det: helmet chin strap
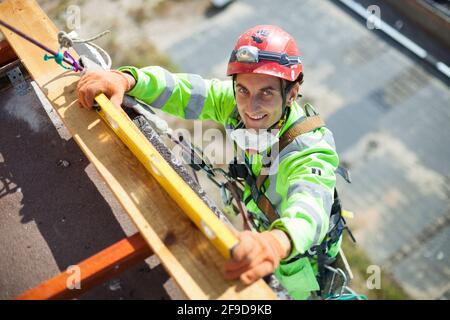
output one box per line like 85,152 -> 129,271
267,79 -> 294,131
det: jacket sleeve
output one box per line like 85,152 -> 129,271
117,65 -> 236,126
268,127 -> 339,261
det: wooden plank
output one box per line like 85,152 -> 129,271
16,233 -> 152,300
94,93 -> 238,259
0,0 -> 276,299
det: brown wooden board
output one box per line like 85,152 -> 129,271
0,0 -> 276,299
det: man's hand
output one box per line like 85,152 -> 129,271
224,229 -> 291,285
77,70 -> 135,109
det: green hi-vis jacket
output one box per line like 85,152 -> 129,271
118,65 -> 342,299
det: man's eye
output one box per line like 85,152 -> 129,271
238,87 -> 248,94
262,90 -> 273,96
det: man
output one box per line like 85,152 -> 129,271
77,25 -> 341,300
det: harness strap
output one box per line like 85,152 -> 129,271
227,114 -> 326,227
279,115 -> 325,151
225,181 -> 254,230
250,115 -> 325,224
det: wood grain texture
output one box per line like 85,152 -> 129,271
0,0 -> 276,299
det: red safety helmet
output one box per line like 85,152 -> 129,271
227,25 -> 303,82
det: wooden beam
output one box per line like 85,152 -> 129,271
0,0 -> 276,299
93,93 -> 238,259
16,233 -> 152,300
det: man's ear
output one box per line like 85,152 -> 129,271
287,82 -> 301,105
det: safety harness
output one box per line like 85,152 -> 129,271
227,108 -> 355,293
227,114 -> 323,221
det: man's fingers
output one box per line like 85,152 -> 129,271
224,265 -> 246,281
224,258 -> 256,280
230,234 -> 255,262
224,258 -> 250,273
224,244 -> 265,274
224,234 -> 265,277
77,87 -> 89,109
223,255 -> 264,280
77,71 -> 97,93
77,70 -> 129,110
83,83 -> 104,110
110,91 -> 125,109
240,261 -> 274,285
77,71 -> 107,108
224,257 -> 274,283
78,79 -> 98,109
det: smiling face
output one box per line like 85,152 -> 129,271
235,73 -> 298,130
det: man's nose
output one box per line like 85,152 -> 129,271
248,95 -> 262,113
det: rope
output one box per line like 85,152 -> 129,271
57,30 -> 110,48
57,30 -> 112,69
